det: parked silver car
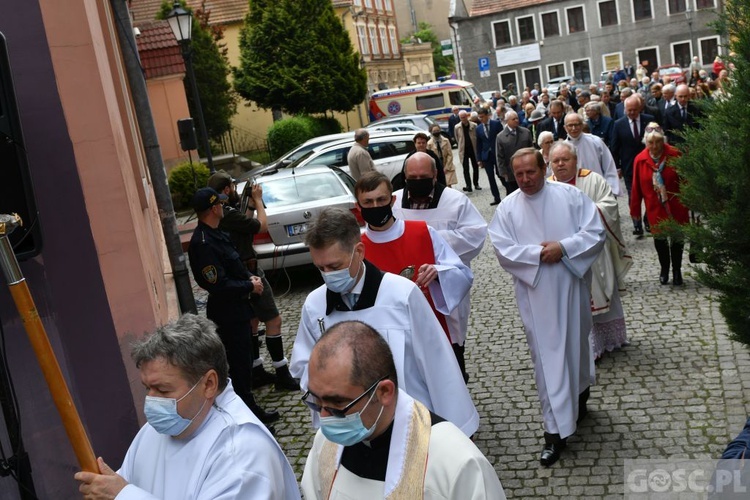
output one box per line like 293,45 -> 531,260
278,131 -> 417,181
237,166 -> 364,270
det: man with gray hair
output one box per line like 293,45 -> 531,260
584,102 -> 613,147
75,314 -> 300,499
347,128 -> 374,180
496,110 -> 533,194
290,207 -> 480,437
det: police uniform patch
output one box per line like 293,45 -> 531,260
202,265 -> 218,284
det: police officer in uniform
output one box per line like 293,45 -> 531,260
188,187 -> 279,424
207,171 -> 299,391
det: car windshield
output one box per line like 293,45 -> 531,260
259,171 -> 349,208
282,150 -> 316,169
661,67 -> 682,75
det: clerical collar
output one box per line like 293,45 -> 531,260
325,260 -> 384,314
401,183 -> 446,209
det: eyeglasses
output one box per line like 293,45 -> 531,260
301,374 -> 389,418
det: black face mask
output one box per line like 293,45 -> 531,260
359,204 -> 393,228
406,178 -> 434,199
431,132 -> 441,137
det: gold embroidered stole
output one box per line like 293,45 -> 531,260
317,399 -> 432,499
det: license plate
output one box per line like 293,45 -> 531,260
287,222 -> 309,237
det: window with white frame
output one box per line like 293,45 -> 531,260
572,59 -> 591,83
566,6 -> 586,33
493,20 -> 512,47
668,0 -> 687,15
602,52 -> 623,71
547,63 -> 566,79
384,0 -> 393,11
633,0 -> 652,20
369,26 -> 379,55
696,0 -> 715,8
353,0 -> 362,5
517,16 -> 536,43
379,26 -> 389,55
364,0 -> 372,8
599,1 -> 618,27
541,11 -> 560,37
672,41 -> 691,67
357,25 -> 369,55
499,71 -> 518,93
389,27 -> 399,55
375,0 -> 384,11
699,36 -> 720,64
524,67 -> 542,89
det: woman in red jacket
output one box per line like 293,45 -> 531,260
630,123 -> 689,286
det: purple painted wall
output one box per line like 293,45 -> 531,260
0,1 -> 139,498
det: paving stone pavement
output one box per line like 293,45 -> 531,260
188,165 -> 750,499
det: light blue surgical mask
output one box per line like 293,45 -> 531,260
320,248 -> 359,294
319,390 -> 384,446
144,377 -> 207,436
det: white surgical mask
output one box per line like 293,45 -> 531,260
320,248 -> 359,294
144,377 -> 207,436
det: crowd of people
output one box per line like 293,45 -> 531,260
73,60 -> 731,498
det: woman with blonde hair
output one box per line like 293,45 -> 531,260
630,123 -> 689,286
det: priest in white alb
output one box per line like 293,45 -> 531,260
488,147 -> 605,467
290,207 -> 480,437
548,141 -> 633,360
563,112 -> 621,196
301,321 -> 505,500
392,152 -> 488,382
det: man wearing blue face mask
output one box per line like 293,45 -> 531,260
74,314 -> 300,499
290,207 -> 480,438
300,321 -> 505,499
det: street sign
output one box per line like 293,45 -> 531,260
479,56 -> 491,78
441,39 -> 453,56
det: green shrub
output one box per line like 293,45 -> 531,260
168,161 -> 211,209
267,115 -> 342,159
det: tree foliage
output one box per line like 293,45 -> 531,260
158,1 -> 236,142
403,22 -> 454,79
234,0 -> 367,116
673,0 -> 750,347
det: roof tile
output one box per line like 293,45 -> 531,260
129,0 -> 250,27
136,21 -> 186,79
470,0 -> 553,17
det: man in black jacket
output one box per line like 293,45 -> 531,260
208,171 -> 300,392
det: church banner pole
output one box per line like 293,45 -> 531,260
0,214 -> 98,473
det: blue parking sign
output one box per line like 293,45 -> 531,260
479,57 -> 491,78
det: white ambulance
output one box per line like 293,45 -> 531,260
368,79 -> 482,132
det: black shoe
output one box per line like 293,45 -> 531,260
274,365 -> 301,391
249,404 -> 280,424
644,221 -> 651,233
251,365 -> 276,389
660,275 -> 669,285
490,199 -> 501,206
633,227 -> 644,236
474,185 -> 483,190
462,187 -> 472,192
540,442 -> 566,466
673,270 -> 683,286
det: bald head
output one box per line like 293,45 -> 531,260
405,151 -> 437,178
625,95 -> 641,121
312,321 -> 398,389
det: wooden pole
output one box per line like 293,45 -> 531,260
0,214 -> 98,472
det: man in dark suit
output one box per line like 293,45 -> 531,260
613,88 -> 633,120
585,102 -> 614,147
610,95 -> 654,235
475,107 -> 503,205
447,106 -> 461,144
537,100 -> 567,141
657,84 -> 676,127
495,111 -> 533,195
663,84 -> 700,145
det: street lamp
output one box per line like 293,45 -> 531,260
685,7 -> 694,63
167,2 -> 215,173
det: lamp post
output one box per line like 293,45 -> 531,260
167,2 -> 215,173
685,7 -> 694,62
